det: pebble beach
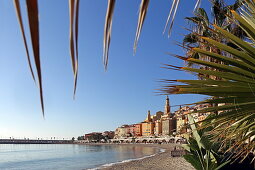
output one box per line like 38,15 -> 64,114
97,144 -> 194,170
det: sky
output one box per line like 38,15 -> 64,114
0,0 -> 226,140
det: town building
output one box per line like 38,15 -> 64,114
114,125 -> 129,138
134,123 -> 142,136
175,106 -> 193,137
161,96 -> 177,136
113,96 -> 213,139
175,104 -> 212,137
162,117 -> 176,136
127,124 -> 136,137
154,119 -> 162,136
151,111 -> 164,122
84,132 -> 104,142
176,114 -> 188,135
102,131 -> 115,139
141,110 -> 155,136
141,122 -> 155,136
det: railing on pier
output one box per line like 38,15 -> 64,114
0,139 -> 73,144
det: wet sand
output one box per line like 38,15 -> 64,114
92,143 -> 194,170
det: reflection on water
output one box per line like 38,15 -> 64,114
0,144 -> 159,170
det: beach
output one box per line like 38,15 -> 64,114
95,143 -> 194,170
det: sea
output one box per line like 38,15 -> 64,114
0,144 -> 162,170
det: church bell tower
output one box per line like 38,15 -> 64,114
145,110 -> 152,122
164,96 -> 170,114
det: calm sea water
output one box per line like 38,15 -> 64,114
0,144 -> 160,170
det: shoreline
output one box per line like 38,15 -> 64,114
80,143 -> 194,170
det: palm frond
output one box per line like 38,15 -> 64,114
163,0 -> 255,161
12,0 -> 208,115
164,0 -> 180,37
69,0 -> 80,98
74,0 -> 80,98
26,0 -> 44,116
164,0 -> 202,36
13,0 -> 36,82
103,0 -> 115,70
134,0 -> 150,54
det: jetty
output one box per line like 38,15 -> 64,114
0,139 -> 73,144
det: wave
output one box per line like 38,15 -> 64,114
88,147 -> 166,170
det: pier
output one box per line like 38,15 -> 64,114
0,139 -> 73,144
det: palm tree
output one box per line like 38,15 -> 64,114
183,1 -> 243,76
182,1 -> 245,117
162,0 -> 255,162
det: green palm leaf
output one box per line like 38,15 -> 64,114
164,0 -> 255,162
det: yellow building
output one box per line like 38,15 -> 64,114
141,110 -> 155,136
175,104 -> 211,137
176,114 -> 187,135
154,119 -> 162,136
142,122 -> 154,136
152,111 -> 163,122
114,125 -> 129,138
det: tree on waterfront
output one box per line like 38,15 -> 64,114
84,133 -> 105,142
77,136 -> 84,140
183,0 -> 243,73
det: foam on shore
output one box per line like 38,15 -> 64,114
88,147 -> 166,170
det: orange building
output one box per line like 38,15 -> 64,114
127,125 -> 136,137
142,122 -> 155,136
141,110 -> 155,136
134,123 -> 142,136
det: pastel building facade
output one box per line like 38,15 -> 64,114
127,125 -> 136,137
141,111 -> 155,136
114,125 -> 129,138
175,104 -> 212,137
161,117 -> 176,136
161,96 -> 176,136
154,120 -> 162,136
113,96 -> 214,138
134,123 -> 142,136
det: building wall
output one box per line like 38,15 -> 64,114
152,111 -> 164,122
114,127 -> 122,138
114,125 -> 129,138
135,123 -> 142,136
102,131 -> 115,139
84,132 -> 103,141
128,125 -> 136,137
176,116 -> 185,134
170,117 -> 177,133
162,119 -> 169,136
178,114 -> 189,135
154,120 -> 162,136
142,122 -> 155,136
162,118 -> 176,136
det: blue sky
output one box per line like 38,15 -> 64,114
0,0 -> 225,139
